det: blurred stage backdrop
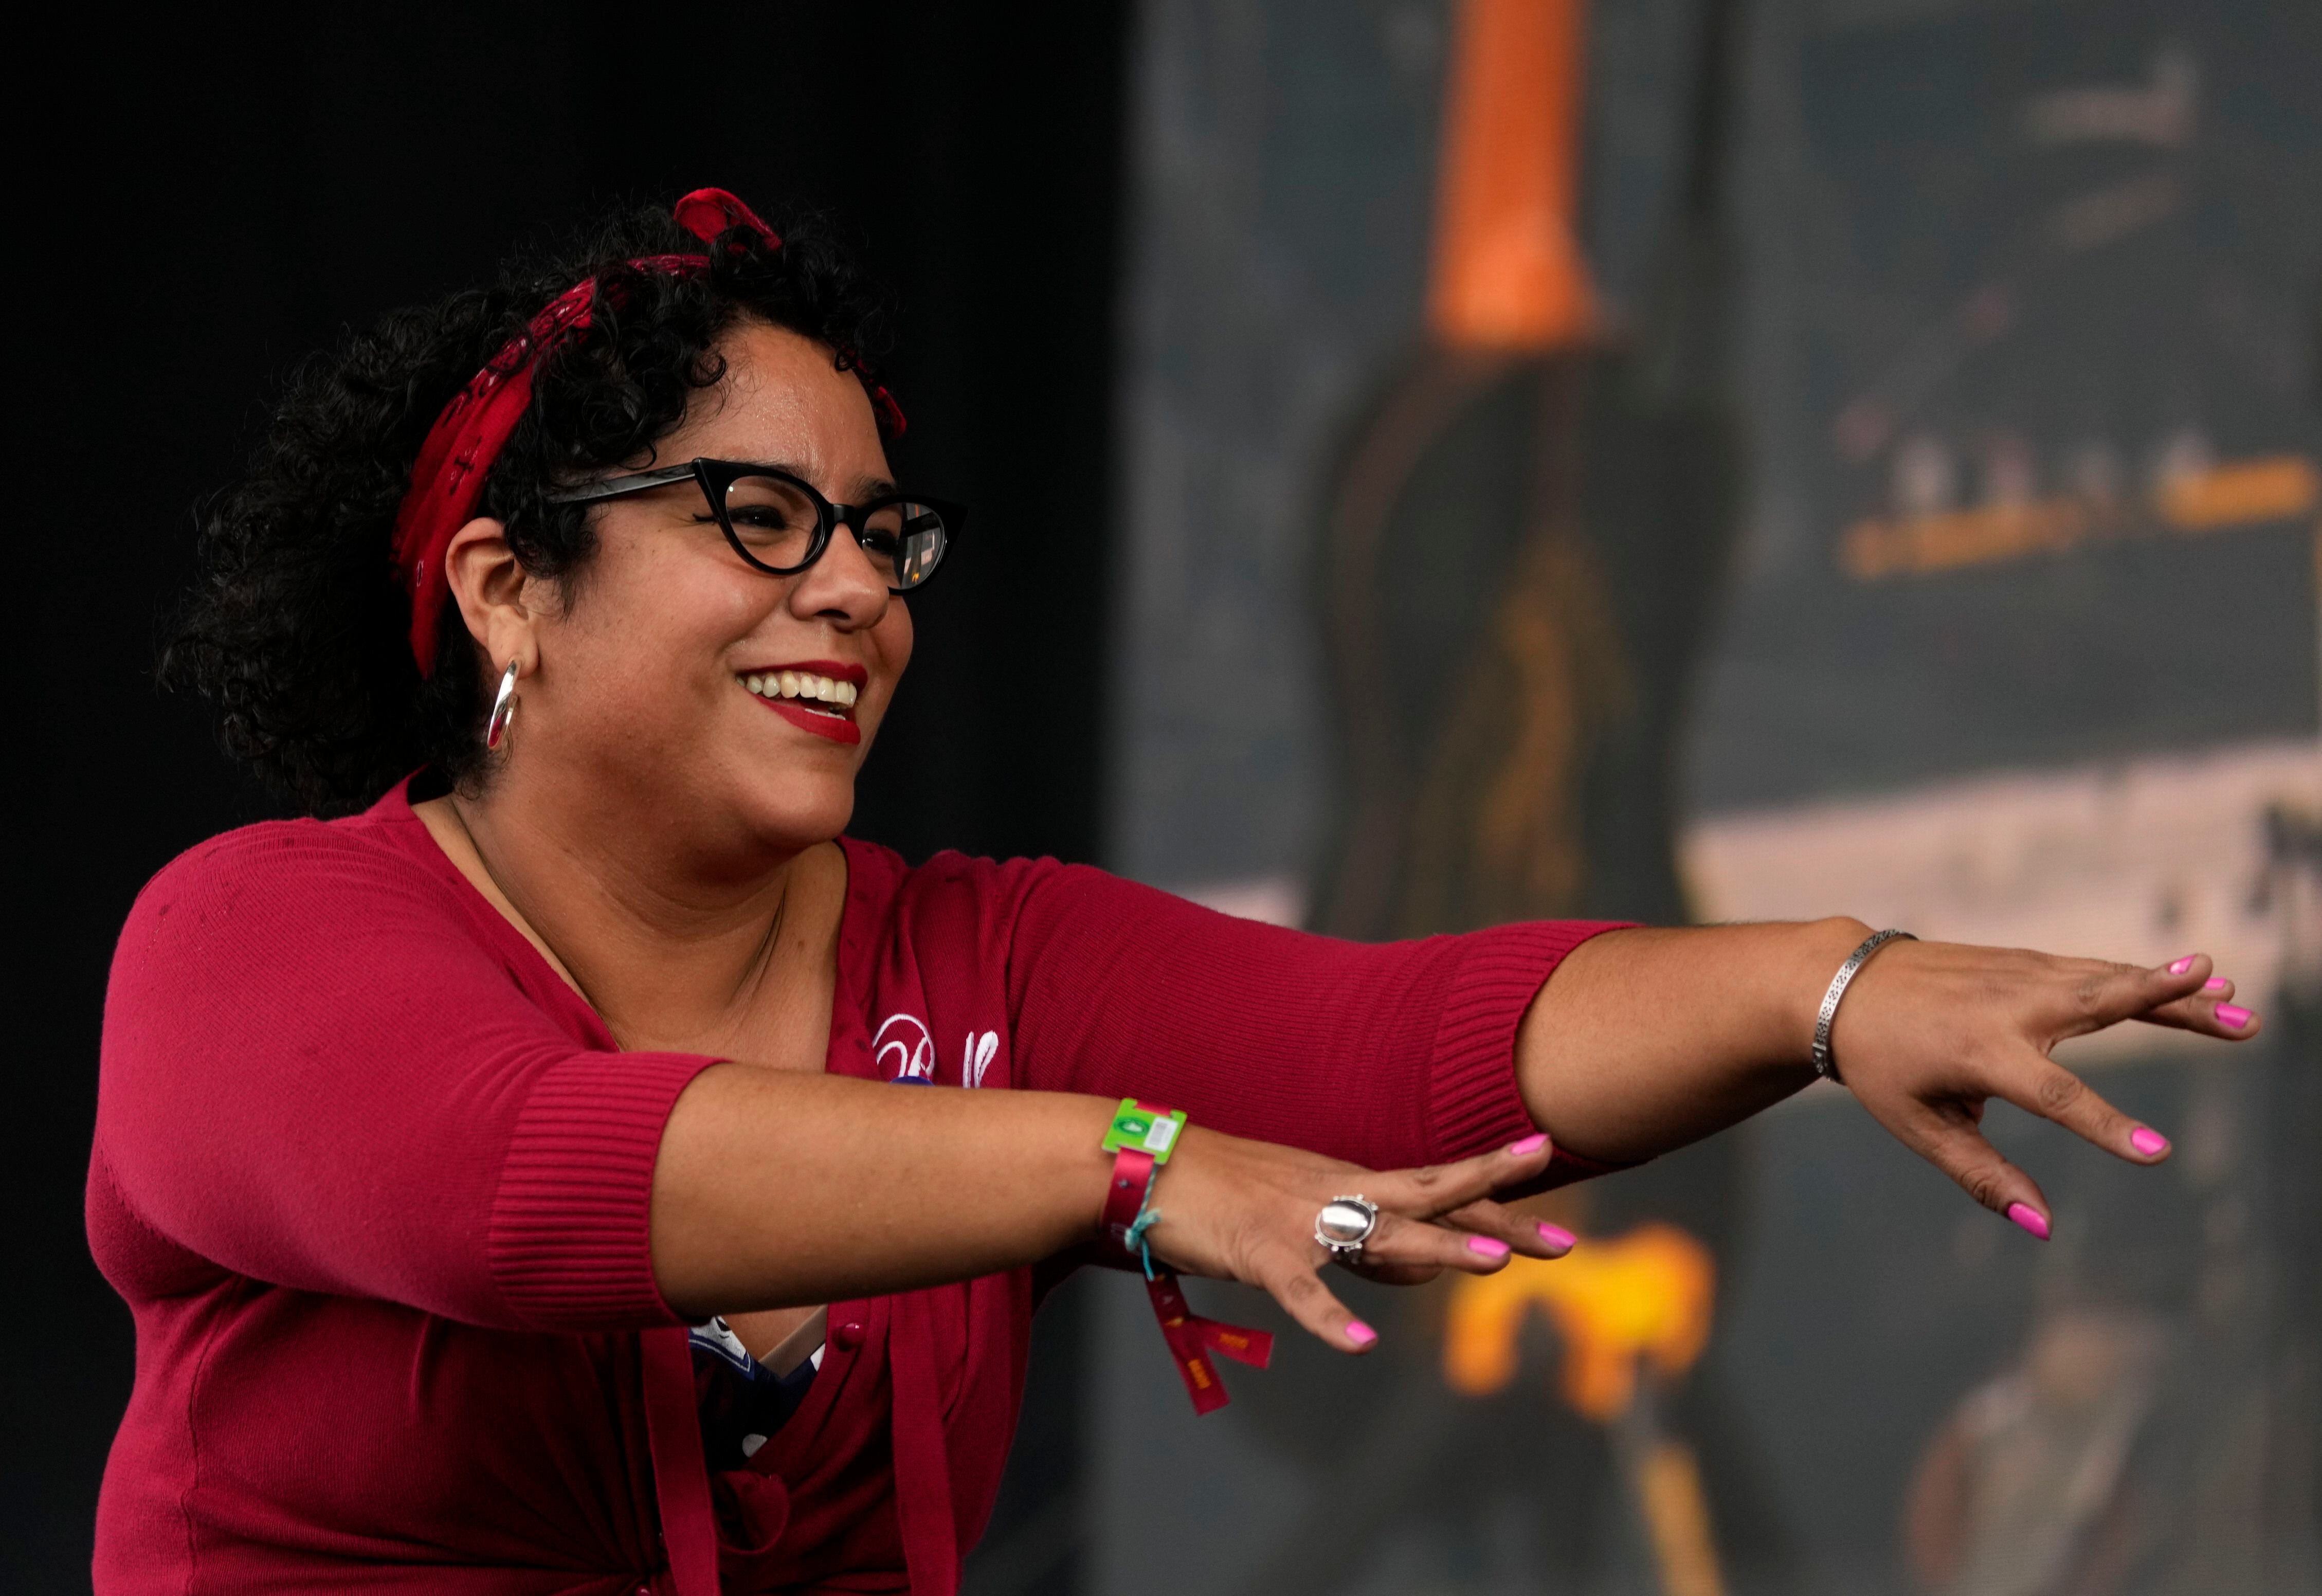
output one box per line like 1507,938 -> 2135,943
20,2 -> 2317,1594
1084,2 -> 2320,1595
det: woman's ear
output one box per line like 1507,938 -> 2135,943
443,518 -> 541,678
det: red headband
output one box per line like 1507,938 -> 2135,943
388,186 -> 906,674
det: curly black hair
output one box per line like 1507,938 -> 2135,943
162,197 -> 893,817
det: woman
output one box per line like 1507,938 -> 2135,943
93,189 -> 2257,1595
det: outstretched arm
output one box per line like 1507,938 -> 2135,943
1517,919 -> 2258,1231
649,1071 -> 1566,1349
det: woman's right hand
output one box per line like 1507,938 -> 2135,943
654,1072 -> 1568,1332
1134,1129 -> 1570,1351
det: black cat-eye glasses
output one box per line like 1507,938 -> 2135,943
546,459 -> 963,593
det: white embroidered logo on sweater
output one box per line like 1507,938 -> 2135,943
965,1030 -> 998,1087
873,1014 -> 998,1086
873,1013 -> 937,1082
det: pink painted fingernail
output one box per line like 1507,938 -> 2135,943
1467,1235 -> 1511,1259
2167,956 -> 2197,974
1536,1222 -> 1576,1255
2129,1127 -> 2169,1157
2217,1004 -> 2253,1029
2204,977 -> 2228,991
1507,1133 -> 1549,1156
2005,1202 -> 2050,1241
1344,1319 -> 1377,1346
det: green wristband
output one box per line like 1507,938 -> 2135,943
1101,1098 -> 1187,1163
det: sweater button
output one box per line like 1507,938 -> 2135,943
834,1320 -> 865,1351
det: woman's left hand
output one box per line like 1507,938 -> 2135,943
1830,942 -> 2259,1235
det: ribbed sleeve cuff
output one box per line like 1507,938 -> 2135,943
1427,921 -> 1635,1186
487,1050 -> 721,1330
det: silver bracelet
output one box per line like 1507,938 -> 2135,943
1811,929 -> 1916,1084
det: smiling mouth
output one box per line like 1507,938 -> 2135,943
738,665 -> 867,746
740,668 -> 860,715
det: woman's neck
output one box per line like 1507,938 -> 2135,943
412,768 -> 845,1062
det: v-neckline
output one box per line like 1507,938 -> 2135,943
388,776 -> 867,1067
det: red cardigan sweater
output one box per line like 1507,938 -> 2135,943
88,779 -> 1620,1594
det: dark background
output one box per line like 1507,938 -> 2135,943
13,6 -> 1127,1586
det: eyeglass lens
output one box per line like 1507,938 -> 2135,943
721,474 -> 825,572
864,501 -> 950,591
720,472 -> 949,591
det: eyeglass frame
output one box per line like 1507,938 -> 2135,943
542,457 -> 966,593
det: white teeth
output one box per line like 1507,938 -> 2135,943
740,670 -> 859,711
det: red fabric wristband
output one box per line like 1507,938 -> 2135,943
1101,1145 -> 1157,1245
1095,1100 -> 1273,1415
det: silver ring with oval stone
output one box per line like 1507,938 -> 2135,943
1315,1195 -> 1380,1265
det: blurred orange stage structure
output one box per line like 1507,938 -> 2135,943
1443,1224 -> 1726,1596
1428,0 -> 1601,353
1442,1220 -> 1715,1418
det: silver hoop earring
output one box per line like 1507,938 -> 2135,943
484,660 -> 520,750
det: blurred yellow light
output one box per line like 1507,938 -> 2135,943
1840,498 -> 2090,579
1839,452 -> 2319,581
1442,1222 -> 1714,1421
2157,455 -> 2320,531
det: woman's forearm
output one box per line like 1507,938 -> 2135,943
1522,920 -> 2247,1224
1516,918 -> 1873,1163
649,1063 -> 1568,1345
651,1068 -> 1118,1317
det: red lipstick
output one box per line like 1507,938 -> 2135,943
739,660 -> 867,746
761,697 -> 860,745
